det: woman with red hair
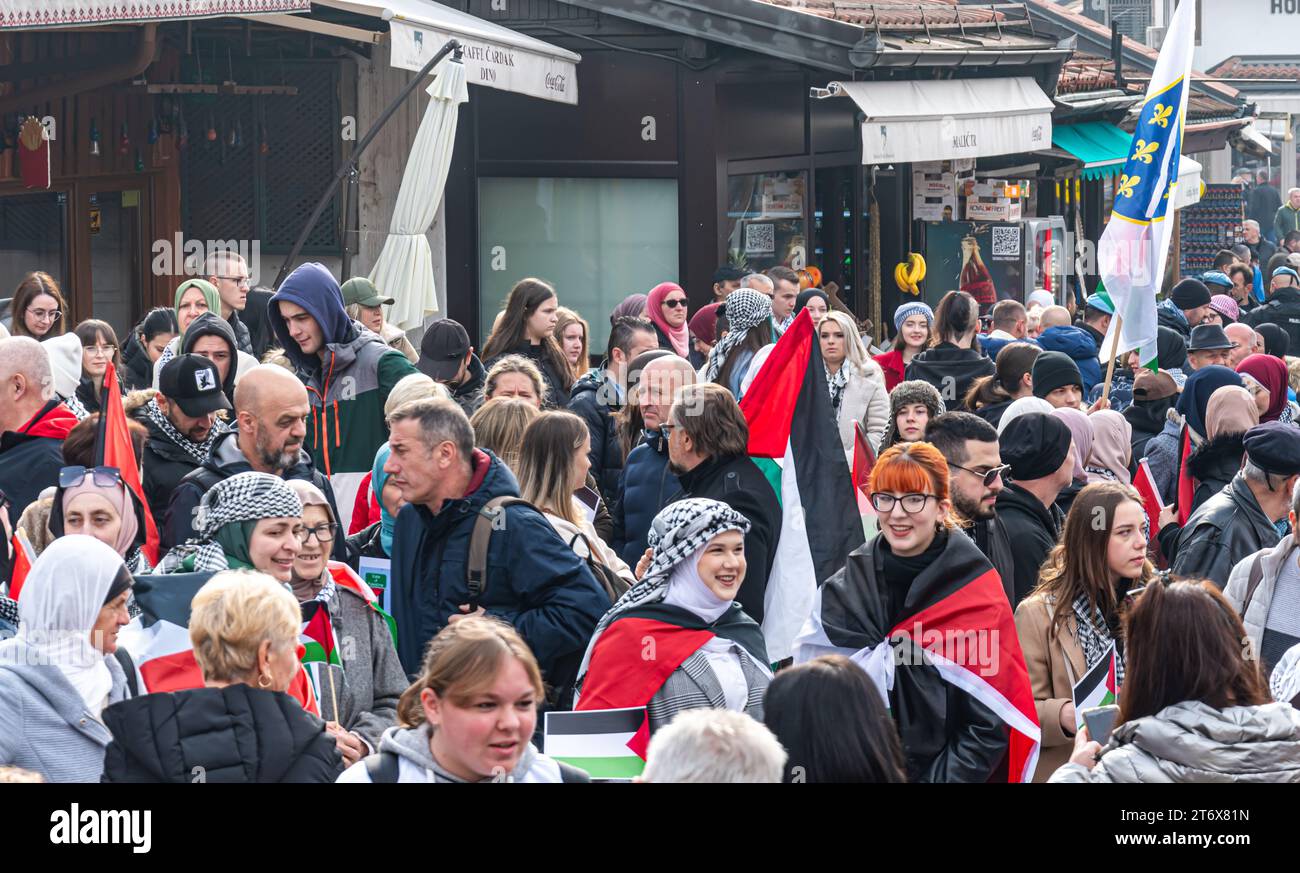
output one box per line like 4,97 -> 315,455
795,441 -> 1034,782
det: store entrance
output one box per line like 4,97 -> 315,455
84,187 -> 145,334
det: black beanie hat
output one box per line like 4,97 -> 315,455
1031,350 -> 1083,399
999,413 -> 1072,481
1170,278 -> 1211,310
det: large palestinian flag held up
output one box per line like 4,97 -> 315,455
739,307 -> 866,661
118,572 -> 319,714
793,533 -> 1041,782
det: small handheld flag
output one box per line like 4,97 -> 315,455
1072,642 -> 1119,731
544,706 -> 649,780
1132,458 -> 1165,541
1176,425 -> 1195,526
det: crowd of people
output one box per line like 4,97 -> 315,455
3,249 -> 1300,784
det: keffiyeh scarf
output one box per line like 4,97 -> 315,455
144,396 -> 224,464
703,289 -> 772,383
1071,593 -> 1126,688
825,363 -> 849,415
161,471 -> 303,574
575,498 -> 751,685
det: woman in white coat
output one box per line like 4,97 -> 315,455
819,310 -> 889,459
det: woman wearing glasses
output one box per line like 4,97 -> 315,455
73,319 -> 125,415
8,271 -> 66,341
1014,482 -> 1154,781
794,441 -> 1018,783
50,464 -> 152,575
285,479 -> 406,766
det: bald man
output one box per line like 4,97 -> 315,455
163,363 -> 345,555
1225,323 -> 1258,368
1035,304 -> 1102,392
0,336 -> 77,528
611,354 -> 699,566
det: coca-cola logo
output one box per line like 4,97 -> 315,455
545,73 -> 567,93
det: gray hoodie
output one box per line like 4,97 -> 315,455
336,722 -> 567,783
1049,700 -> 1300,783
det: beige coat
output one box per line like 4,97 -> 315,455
379,323 -> 419,364
1014,593 -> 1089,782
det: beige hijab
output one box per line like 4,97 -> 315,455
1205,385 -> 1260,440
1086,410 -> 1133,485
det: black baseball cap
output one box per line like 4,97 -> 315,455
159,354 -> 232,417
712,265 -> 746,285
418,319 -> 472,382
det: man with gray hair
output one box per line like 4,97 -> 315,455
383,396 -> 608,693
0,336 -> 77,528
1274,187 -> 1300,246
1172,422 -> 1300,587
740,272 -> 774,296
640,708 -> 786,783
1243,219 -> 1276,267
1227,476 -> 1300,676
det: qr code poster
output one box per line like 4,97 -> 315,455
990,225 -> 1021,260
745,222 -> 775,255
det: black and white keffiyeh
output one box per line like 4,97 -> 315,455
575,498 -> 751,685
703,289 -> 772,383
825,363 -> 849,414
1071,593 -> 1126,688
160,471 -> 303,573
144,396 -> 224,464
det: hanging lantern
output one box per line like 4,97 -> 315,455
134,148 -> 144,172
177,112 -> 189,150
147,118 -> 159,144
119,122 -> 130,155
89,118 -> 101,157
259,122 -> 268,155
206,113 -> 217,142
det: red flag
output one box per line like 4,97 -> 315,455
1176,424 -> 1195,526
8,529 -> 35,601
1132,458 -> 1165,541
97,362 -> 159,565
852,420 -> 876,517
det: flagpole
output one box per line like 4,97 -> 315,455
1100,314 -> 1125,405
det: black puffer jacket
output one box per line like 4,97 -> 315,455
670,453 -> 781,625
805,531 -> 1009,782
100,685 -> 342,783
120,330 -> 156,391
994,482 -> 1063,607
131,402 -> 210,526
452,354 -> 486,417
1171,473 -> 1281,589
567,368 -> 624,503
904,342 -> 994,412
1186,432 -> 1246,517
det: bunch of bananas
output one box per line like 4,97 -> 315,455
893,252 -> 926,296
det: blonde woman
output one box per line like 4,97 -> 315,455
101,570 -> 342,782
516,411 -> 635,598
819,309 -> 889,458
483,354 -> 546,408
470,398 -> 540,476
554,307 -> 590,376
341,277 -> 418,363
337,616 -> 589,782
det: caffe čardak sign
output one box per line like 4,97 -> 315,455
389,19 -> 578,106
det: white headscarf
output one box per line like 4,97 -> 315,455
43,332 -> 84,398
996,395 -> 1055,436
662,544 -> 732,624
5,536 -> 126,717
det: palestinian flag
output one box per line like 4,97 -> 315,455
740,307 -> 865,661
118,571 -> 319,714
794,530 -> 1040,782
1176,424 -> 1195,526
7,529 -> 35,601
1072,643 -> 1119,731
1132,458 -> 1164,541
328,560 -> 397,644
96,361 -> 160,565
300,600 -> 340,666
544,707 -> 648,780
852,420 -> 878,537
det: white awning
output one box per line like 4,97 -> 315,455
319,0 -> 578,105
816,76 -> 1053,165
2,0 -> 308,29
1173,156 -> 1203,210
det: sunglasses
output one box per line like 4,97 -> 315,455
662,298 -> 688,308
59,465 -> 123,489
951,463 -> 1010,487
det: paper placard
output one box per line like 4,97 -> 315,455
357,556 -> 392,614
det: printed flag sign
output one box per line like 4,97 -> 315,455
1072,642 -> 1119,731
544,706 -> 649,780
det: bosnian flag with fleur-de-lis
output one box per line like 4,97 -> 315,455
1096,0 -> 1195,371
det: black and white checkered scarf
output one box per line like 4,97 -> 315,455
703,289 -> 772,383
143,396 -> 224,465
159,471 -> 303,573
575,498 -> 751,688
1071,593 -> 1125,689
825,363 -> 849,414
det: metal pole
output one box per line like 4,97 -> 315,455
273,38 -> 462,289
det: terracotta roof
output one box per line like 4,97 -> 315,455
1055,52 -> 1241,123
751,0 -> 1012,30
1208,56 -> 1300,80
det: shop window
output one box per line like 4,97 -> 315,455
726,171 -> 807,274
478,177 -> 679,350
0,192 -> 68,322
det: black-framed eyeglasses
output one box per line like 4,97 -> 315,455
216,275 -> 251,287
58,465 -> 122,489
296,522 -> 337,544
870,492 -> 935,514
662,298 -> 688,308
950,463 -> 1010,488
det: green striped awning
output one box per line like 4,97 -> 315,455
1052,122 -> 1134,180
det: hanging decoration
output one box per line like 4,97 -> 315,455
177,109 -> 189,150
206,112 -> 217,142
147,118 -> 159,144
135,148 -> 144,172
89,118 -> 101,157
118,122 -> 130,156
19,116 -> 50,189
